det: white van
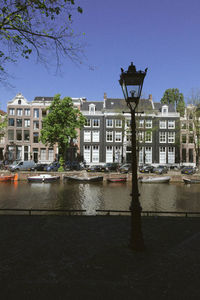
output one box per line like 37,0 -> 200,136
9,160 -> 36,172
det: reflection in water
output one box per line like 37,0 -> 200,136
0,181 -> 199,215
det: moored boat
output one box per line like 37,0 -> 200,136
139,176 -> 171,183
28,174 -> 60,183
183,178 -> 200,184
107,177 -> 127,183
0,173 -> 18,182
65,175 -> 103,182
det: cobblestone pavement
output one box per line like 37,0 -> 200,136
0,215 -> 200,299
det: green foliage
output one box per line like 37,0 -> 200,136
58,156 -> 65,172
0,0 -> 83,82
161,88 -> 185,117
0,113 -> 7,137
40,94 -> 85,161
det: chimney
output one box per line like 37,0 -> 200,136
103,92 -> 107,108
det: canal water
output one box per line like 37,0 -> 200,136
0,180 -> 200,215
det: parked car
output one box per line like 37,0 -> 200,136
104,162 -> 120,172
9,160 -> 36,172
181,166 -> 196,175
119,163 -> 132,173
139,164 -> 154,173
64,161 -> 84,171
86,165 -> 104,172
153,165 -> 168,175
31,163 -> 49,171
46,161 -> 60,172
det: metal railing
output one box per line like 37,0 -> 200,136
0,208 -> 200,217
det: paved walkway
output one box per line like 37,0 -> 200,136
0,215 -> 200,299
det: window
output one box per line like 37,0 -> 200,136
92,131 -> 99,142
139,147 -> 144,164
168,132 -> 175,143
16,130 -> 22,141
168,147 -> 175,164
114,146 -> 122,163
145,147 -> 152,164
48,149 -> 54,161
84,131 -> 91,142
139,120 -> 144,128
182,134 -> 186,143
17,108 -> 23,116
24,130 -> 30,141
159,147 -> 166,164
159,120 -> 166,129
33,121 -> 39,130
106,131 -> 113,142
162,105 -> 168,115
106,146 -> 113,163
8,130 -> 14,141
89,104 -> 95,114
145,131 -> 152,143
145,120 -> 152,128
92,145 -> 99,163
126,131 -> 131,142
33,108 -> 39,118
189,123 -> 193,131
115,119 -> 122,128
24,108 -> 30,116
84,145 -> 91,163
84,119 -> 91,127
18,100 -> 21,105
40,149 -> 46,161
138,131 -> 144,143
24,119 -> 30,127
189,149 -> 193,163
8,118 -> 14,126
106,119 -> 113,128
159,132 -> 166,143
9,108 -> 15,115
33,132 -> 39,143
16,146 -> 22,160
181,122 -> 186,129
24,146 -> 29,161
16,119 -> 22,127
126,120 -> 131,127
115,132 -> 122,142
168,120 -> 175,129
92,119 -> 100,127
189,135 -> 194,143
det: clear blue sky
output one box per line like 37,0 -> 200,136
1,0 -> 200,111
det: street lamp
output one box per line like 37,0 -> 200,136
119,62 -> 147,251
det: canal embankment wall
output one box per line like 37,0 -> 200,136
1,170 -> 199,182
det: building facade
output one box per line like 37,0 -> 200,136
5,93 -> 84,163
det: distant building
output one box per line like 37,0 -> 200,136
5,93 -> 85,163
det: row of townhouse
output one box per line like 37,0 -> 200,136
80,94 -> 180,166
0,92 -> 197,167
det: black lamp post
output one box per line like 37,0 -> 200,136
119,62 -> 147,251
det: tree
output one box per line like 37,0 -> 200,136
0,112 -> 7,140
161,88 -> 185,117
40,94 -> 85,170
0,0 -> 83,83
187,89 -> 200,168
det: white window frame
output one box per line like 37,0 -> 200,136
17,108 -> 23,116
139,147 -> 144,164
84,131 -> 91,142
145,131 -> 152,143
24,108 -> 30,116
159,120 -> 167,129
168,132 -> 175,143
115,131 -> 122,142
168,147 -> 175,164
84,119 -> 91,127
89,104 -> 96,115
159,132 -> 166,143
106,146 -> 113,163
145,147 -> 152,164
92,131 -> 100,142
9,108 -> 15,116
145,120 -> 152,128
159,147 -> 166,164
24,119 -> 30,128
138,131 -> 144,143
139,120 -> 144,128
92,119 -> 100,128
40,149 -> 46,161
106,119 -> 113,128
84,145 -> 91,163
168,120 -> 175,129
34,108 -> 39,118
115,119 -> 122,128
92,145 -> 99,163
106,131 -> 113,142
114,146 -> 122,163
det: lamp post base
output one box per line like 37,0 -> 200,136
129,209 -> 145,252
